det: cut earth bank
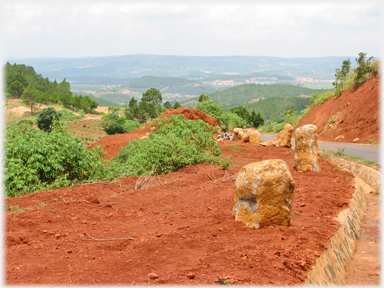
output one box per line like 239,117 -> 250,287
6,124 -> 359,285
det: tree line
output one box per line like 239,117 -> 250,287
4,62 -> 98,114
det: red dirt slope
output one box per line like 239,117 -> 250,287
294,76 -> 380,144
159,107 -> 219,127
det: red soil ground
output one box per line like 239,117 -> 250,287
295,76 -> 380,144
5,123 -> 356,285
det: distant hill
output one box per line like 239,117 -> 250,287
5,54 -> 353,81
209,84 -> 331,106
127,75 -> 219,95
244,97 -> 311,121
129,76 -> 196,89
203,72 -> 293,82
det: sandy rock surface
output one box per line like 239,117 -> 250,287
294,124 -> 321,172
233,159 -> 295,229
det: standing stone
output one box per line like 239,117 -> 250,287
238,130 -> 245,140
242,129 -> 262,144
294,124 -> 320,172
274,123 -> 293,147
233,159 -> 295,229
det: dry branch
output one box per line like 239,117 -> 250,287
82,232 -> 135,241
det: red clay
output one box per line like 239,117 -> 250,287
159,108 -> 219,127
295,76 -> 380,144
5,138 -> 355,285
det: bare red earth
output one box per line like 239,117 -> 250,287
295,76 -> 380,144
5,136 -> 355,285
158,108 -> 219,127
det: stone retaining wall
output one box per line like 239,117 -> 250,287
304,178 -> 366,285
330,156 -> 381,190
304,157 -> 380,285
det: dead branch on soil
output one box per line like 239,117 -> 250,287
76,171 -> 133,186
135,166 -> 157,190
208,171 -> 238,184
82,232 -> 135,241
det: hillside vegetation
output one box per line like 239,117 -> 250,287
209,84 -> 331,106
127,75 -> 218,95
244,97 -> 311,122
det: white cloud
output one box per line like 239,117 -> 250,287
2,1 -> 381,59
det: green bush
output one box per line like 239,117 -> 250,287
100,112 -> 141,135
109,115 -> 226,177
36,107 -> 60,132
273,122 -> 286,133
194,99 -> 224,119
5,122 -> 108,197
217,112 -> 245,131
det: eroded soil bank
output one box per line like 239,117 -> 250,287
5,140 -> 355,285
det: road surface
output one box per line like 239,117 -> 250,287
259,134 -> 380,164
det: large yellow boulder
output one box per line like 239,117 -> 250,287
274,123 -> 293,147
294,124 -> 320,172
233,159 -> 295,229
241,129 -> 262,144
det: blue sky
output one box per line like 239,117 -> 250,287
2,0 -> 382,60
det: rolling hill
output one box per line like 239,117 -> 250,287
209,84 -> 331,106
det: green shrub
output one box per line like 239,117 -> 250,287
36,107 -> 60,132
217,112 -> 245,131
100,112 -> 141,135
194,99 -> 224,119
5,121 -> 108,197
273,122 -> 286,133
109,115 -> 226,177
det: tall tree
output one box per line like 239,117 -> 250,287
21,85 -> 40,114
142,88 -> 162,107
198,93 -> 209,102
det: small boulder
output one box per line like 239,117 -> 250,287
335,135 -> 345,141
274,123 -> 293,147
352,138 -> 360,143
294,124 -> 320,172
233,159 -> 295,229
238,130 -> 245,139
259,140 -> 275,146
242,129 -> 262,144
148,273 -> 158,280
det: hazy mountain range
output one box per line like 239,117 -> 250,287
5,54 -> 354,82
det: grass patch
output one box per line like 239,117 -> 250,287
4,204 -> 32,212
223,144 -> 244,151
320,149 -> 379,168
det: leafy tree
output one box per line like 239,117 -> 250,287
280,106 -> 298,126
249,111 -> 264,128
8,80 -> 25,98
21,85 -> 40,114
142,88 -> 163,107
354,52 -> 374,87
36,107 -> 61,132
198,93 -> 209,102
173,102 -> 181,109
194,99 -> 223,119
333,59 -> 351,96
163,101 -> 173,109
124,97 -> 158,124
229,106 -> 251,124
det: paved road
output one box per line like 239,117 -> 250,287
260,134 -> 380,164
